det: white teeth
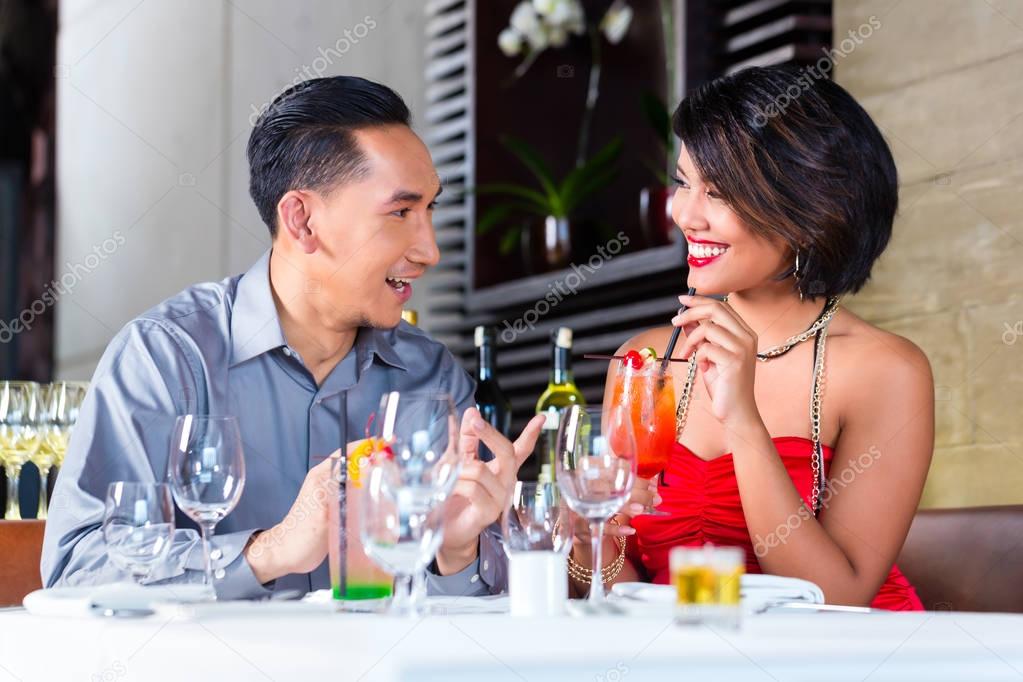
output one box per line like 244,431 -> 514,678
688,243 -> 728,258
386,277 -> 410,287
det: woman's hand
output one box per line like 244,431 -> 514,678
673,294 -> 759,427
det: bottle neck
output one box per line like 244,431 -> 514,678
476,343 -> 495,381
550,344 -> 573,385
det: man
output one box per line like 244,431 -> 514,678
42,76 -> 545,599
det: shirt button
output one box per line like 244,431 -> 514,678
214,568 -> 226,580
482,560 -> 489,572
470,574 -> 480,583
282,347 -> 293,357
210,548 -> 223,561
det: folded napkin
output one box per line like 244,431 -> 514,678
24,583 -> 212,618
610,574 -> 825,613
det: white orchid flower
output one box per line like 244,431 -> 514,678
601,1 -> 633,44
563,0 -> 586,36
547,25 -> 569,48
531,0 -> 558,16
540,0 -> 579,27
498,27 -> 524,56
510,1 -> 541,36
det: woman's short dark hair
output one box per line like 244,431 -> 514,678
247,76 -> 411,236
673,65 -> 897,298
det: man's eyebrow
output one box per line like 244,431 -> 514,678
384,183 -> 443,205
385,189 -> 423,204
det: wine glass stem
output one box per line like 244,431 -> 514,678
391,574 -> 413,616
37,467 -> 50,520
588,520 -> 607,602
199,521 -> 217,596
4,465 -> 22,520
412,569 -> 427,612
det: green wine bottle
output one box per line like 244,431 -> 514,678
533,327 -> 586,481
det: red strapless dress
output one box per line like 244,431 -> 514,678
629,436 -> 923,611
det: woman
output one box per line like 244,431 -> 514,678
570,65 -> 933,609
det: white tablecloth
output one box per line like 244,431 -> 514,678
1,601 -> 1021,681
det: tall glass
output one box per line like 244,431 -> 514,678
0,381 -> 42,520
607,361 -> 676,515
555,405 -> 636,609
168,415 -> 246,598
34,381 -> 89,518
102,482 -> 175,584
360,392 -> 461,616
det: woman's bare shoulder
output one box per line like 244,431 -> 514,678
829,307 -> 933,390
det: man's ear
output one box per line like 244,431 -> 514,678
277,190 -> 318,254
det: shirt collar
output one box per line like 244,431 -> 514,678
230,250 -> 287,368
230,249 -> 409,373
355,325 -> 409,373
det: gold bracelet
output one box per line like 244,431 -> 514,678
560,517 -> 627,586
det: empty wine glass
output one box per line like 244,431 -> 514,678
102,482 -> 175,584
34,381 -> 88,519
555,404 -> 636,609
0,381 -> 42,520
360,391 -> 461,616
168,415 -> 246,599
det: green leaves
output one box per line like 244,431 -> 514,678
641,91 -> 672,150
473,135 -> 622,242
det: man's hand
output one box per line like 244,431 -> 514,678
434,408 -> 546,575
244,451 -> 339,585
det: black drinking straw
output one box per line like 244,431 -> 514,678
661,287 -> 696,373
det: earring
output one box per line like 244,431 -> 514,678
794,249 -> 804,302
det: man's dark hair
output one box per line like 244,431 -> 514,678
673,65 -> 898,298
246,76 -> 411,236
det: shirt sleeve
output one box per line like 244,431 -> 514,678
425,524 -> 507,597
40,320 -> 273,600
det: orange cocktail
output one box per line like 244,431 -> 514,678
609,355 -> 677,480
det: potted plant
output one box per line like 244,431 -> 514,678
477,135 -> 622,270
478,0 -> 633,272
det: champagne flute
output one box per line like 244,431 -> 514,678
168,415 -> 246,598
0,381 -> 42,520
555,404 -> 636,609
102,482 -> 175,584
34,381 -> 88,518
608,360 -> 675,515
361,391 -> 461,616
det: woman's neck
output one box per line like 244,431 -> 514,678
726,282 -> 831,351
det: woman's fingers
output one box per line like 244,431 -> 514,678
675,320 -> 744,360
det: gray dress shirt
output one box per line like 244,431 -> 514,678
41,250 -> 507,599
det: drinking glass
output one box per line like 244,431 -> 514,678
34,381 -> 88,518
360,392 -> 461,616
168,415 -> 246,598
502,481 -> 572,616
607,360 -> 676,515
0,381 -> 42,520
555,404 -> 636,608
102,482 -> 175,584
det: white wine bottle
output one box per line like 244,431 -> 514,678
532,327 -> 585,481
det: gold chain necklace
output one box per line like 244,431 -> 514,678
674,297 -> 840,514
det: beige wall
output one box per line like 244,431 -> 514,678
835,0 -> 1023,507
55,0 -> 430,379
